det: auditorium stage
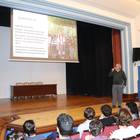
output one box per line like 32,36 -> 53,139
0,94 -> 138,133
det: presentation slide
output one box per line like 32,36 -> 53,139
12,9 -> 48,58
11,9 -> 78,62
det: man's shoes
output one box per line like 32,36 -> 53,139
118,105 -> 121,108
112,105 -> 116,108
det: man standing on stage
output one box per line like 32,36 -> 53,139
109,64 -> 127,108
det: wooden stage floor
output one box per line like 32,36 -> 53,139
0,95 -> 112,117
0,94 -> 137,133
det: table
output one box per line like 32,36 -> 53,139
11,84 -> 57,100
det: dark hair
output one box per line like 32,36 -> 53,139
23,120 -> 36,136
57,113 -> 73,136
84,107 -> 95,120
101,104 -> 112,117
89,120 -> 103,136
126,102 -> 139,118
118,108 -> 132,126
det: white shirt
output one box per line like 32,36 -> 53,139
135,125 -> 140,135
77,119 -> 91,138
99,114 -> 106,120
110,126 -> 136,140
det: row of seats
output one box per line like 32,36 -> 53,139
5,101 -> 140,140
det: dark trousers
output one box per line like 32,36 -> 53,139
112,85 -> 123,106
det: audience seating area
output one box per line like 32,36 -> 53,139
2,101 -> 140,140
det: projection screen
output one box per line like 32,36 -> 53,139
11,9 -> 78,62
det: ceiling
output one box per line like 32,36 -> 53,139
69,0 -> 140,18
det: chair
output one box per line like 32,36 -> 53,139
56,132 -> 80,140
81,130 -> 90,140
130,119 -> 140,128
123,136 -> 136,140
70,132 -> 80,140
101,125 -> 118,137
132,134 -> 140,140
123,134 -> 140,140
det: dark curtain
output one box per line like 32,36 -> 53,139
66,21 -> 113,97
0,6 -> 10,27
